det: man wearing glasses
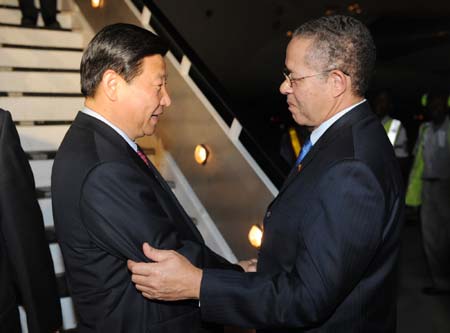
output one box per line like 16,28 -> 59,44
128,15 -> 404,332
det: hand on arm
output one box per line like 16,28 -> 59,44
238,258 -> 258,272
128,243 -> 202,300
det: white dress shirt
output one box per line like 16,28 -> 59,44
82,107 -> 138,152
310,99 -> 366,145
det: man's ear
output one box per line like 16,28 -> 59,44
329,70 -> 348,98
100,69 -> 121,101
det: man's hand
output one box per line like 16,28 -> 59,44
127,243 -> 202,301
238,258 -> 258,272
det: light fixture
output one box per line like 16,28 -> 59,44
91,0 -> 104,9
347,3 -> 362,14
194,144 -> 209,165
248,225 -> 263,249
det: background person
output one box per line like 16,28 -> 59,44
18,0 -> 60,28
372,90 -> 409,181
0,108 -> 62,333
406,90 -> 450,295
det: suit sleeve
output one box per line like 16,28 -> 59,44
199,160 -> 385,329
79,161 -> 240,271
0,110 -> 62,332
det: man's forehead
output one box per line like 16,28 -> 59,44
141,54 -> 167,76
285,38 -> 307,65
287,36 -> 314,54
285,37 -> 318,69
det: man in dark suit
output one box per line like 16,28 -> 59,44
0,109 -> 61,332
128,15 -> 405,332
51,23 -> 242,333
18,0 -> 60,28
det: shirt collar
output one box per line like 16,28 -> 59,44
81,107 -> 138,152
310,99 -> 366,145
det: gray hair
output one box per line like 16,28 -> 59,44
293,15 -> 376,96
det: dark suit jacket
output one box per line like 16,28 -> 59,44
0,109 -> 62,333
52,112 -> 239,332
200,102 -> 404,332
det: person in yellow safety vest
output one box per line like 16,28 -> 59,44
406,90 -> 450,295
373,91 -> 409,183
373,91 -> 409,158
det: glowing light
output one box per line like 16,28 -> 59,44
91,0 -> 104,9
421,94 -> 428,107
421,93 -> 450,107
248,225 -> 263,249
348,3 -> 362,14
194,144 -> 209,165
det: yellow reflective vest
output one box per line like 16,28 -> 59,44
405,121 -> 450,206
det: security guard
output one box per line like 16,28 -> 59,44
373,91 -> 409,158
406,90 -> 450,295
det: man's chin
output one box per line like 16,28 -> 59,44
291,113 -> 304,125
292,116 -> 313,129
144,127 -> 156,137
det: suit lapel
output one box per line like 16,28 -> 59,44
143,156 -> 204,242
74,112 -> 204,243
277,101 -> 373,196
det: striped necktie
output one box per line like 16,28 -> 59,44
295,138 -> 312,167
136,146 -> 150,167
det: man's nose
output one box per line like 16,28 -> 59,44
279,79 -> 291,95
161,86 -> 171,107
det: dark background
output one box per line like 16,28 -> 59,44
152,0 -> 450,174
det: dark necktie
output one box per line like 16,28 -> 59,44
135,144 -> 204,241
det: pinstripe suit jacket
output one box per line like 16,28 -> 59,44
200,102 -> 404,332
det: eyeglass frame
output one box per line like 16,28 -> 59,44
283,68 -> 350,88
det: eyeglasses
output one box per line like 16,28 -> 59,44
283,68 -> 350,88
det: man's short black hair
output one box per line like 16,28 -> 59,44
294,15 -> 376,96
80,23 -> 168,97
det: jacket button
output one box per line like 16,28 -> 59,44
266,211 -> 271,218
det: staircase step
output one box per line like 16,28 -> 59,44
16,124 -> 70,151
0,0 -> 67,11
26,150 -> 58,160
0,21 -> 71,31
38,198 -> 53,227
0,71 -> 80,93
36,186 -> 51,199
1,43 -> 83,52
49,242 -> 65,274
0,96 -> 81,121
45,225 -> 57,244
60,296 -> 77,330
142,147 -> 156,155
0,26 -> 83,48
56,273 -> 70,298
3,67 -> 79,73
30,159 -> 53,188
61,329 -> 77,333
0,7 -> 72,29
0,47 -> 82,69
